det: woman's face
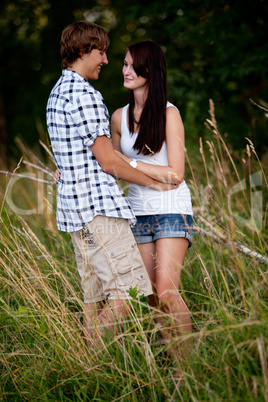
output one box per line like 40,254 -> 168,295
122,51 -> 147,91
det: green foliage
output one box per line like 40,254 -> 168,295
0,0 -> 268,163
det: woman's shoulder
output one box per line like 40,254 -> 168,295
166,101 -> 179,111
111,105 -> 130,135
166,102 -> 181,118
111,104 -> 129,120
111,106 -> 124,123
111,108 -> 123,136
166,102 -> 184,132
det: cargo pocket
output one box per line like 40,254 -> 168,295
108,241 -> 149,293
81,226 -> 96,246
133,268 -> 148,289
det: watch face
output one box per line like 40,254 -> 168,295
130,160 -> 137,168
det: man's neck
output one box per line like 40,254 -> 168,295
67,59 -> 87,81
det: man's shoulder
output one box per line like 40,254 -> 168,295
49,71 -> 103,106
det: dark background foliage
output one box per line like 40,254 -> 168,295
1,0 -> 267,166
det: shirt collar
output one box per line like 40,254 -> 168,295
62,69 -> 96,92
62,68 -> 86,81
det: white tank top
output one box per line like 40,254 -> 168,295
120,102 -> 193,216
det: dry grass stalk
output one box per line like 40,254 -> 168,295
0,170 -> 53,185
194,213 -> 268,264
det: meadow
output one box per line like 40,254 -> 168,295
0,101 -> 267,401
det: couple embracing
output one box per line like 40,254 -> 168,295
46,20 -> 193,359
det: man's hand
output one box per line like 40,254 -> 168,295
54,168 -> 61,184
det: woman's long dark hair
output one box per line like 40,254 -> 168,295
127,40 -> 167,155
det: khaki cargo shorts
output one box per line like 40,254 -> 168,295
70,215 -> 153,303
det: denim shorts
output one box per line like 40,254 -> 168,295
132,214 -> 193,247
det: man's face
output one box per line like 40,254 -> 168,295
81,49 -> 108,81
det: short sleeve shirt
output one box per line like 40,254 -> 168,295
46,69 -> 135,232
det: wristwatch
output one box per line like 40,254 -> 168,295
129,159 -> 138,168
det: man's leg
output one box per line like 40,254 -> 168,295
84,299 -> 129,342
71,216 -> 152,343
84,301 -> 104,345
97,299 -> 130,339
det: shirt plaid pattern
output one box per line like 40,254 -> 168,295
46,69 -> 135,232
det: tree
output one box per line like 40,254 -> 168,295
1,0 -> 267,166
0,0 -> 88,165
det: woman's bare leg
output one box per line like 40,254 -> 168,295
153,237 -> 192,359
138,242 -> 158,306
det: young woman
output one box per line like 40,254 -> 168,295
111,40 -> 193,358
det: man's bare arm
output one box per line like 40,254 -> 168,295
91,136 -> 178,191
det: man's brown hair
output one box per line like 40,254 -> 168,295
60,21 -> 110,69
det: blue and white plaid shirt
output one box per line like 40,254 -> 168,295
46,69 -> 135,232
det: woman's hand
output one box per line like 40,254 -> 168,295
149,181 -> 179,191
54,168 -> 61,184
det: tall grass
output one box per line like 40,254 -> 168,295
0,103 -> 267,401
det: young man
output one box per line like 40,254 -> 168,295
46,21 -> 176,342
